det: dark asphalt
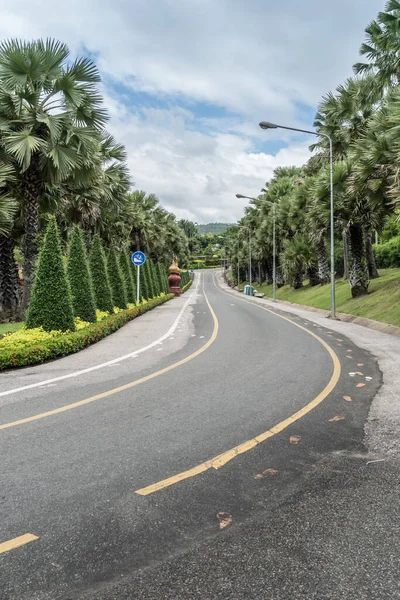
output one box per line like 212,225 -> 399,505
0,271 -> 384,600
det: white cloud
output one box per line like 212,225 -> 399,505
106,100 -> 311,222
0,0 -> 383,221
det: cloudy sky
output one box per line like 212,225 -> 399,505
1,0 -> 384,223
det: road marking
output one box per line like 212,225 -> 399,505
135,272 -> 341,496
0,534 -> 38,555
0,277 -> 202,399
0,276 -> 218,431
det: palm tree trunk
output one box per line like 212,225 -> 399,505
265,258 -> 273,284
21,158 -> 43,313
342,230 -> 349,280
349,223 -> 369,298
292,272 -> 303,289
364,225 -> 379,279
0,234 -> 21,320
276,263 -> 284,288
308,266 -> 320,286
316,238 -> 329,284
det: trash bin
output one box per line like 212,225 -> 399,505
244,285 -> 255,296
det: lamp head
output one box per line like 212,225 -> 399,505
259,121 -> 278,130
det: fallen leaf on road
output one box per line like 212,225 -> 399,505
290,435 -> 301,444
337,343 -> 343,347
254,469 -> 278,480
345,355 -> 352,359
356,383 -> 366,388
337,339 -> 343,342
357,363 -> 364,367
343,395 -> 352,402
329,415 -> 345,422
347,349 -> 353,352
355,371 -> 364,376
216,512 -> 232,529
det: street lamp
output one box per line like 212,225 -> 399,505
259,120 -> 336,319
236,193 -> 277,301
236,224 -> 252,291
218,235 -> 226,273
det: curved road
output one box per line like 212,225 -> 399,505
0,271 -> 380,599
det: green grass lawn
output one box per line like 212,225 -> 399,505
0,321 -> 24,337
238,269 -> 400,327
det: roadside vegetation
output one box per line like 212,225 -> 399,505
216,3 -> 400,319
231,269 -> 400,327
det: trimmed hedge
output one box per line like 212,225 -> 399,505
89,235 -> 114,313
26,217 -> 76,332
0,295 -> 173,370
181,279 -> 193,293
108,247 -> 127,309
120,251 -> 136,303
67,227 -> 97,323
373,236 -> 400,268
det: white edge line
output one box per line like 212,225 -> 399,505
0,276 -> 201,399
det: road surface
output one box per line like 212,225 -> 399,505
0,271 -> 384,599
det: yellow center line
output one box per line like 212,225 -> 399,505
0,533 -> 39,555
0,274 -> 219,432
135,271 -> 341,496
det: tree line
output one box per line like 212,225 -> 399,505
0,39 -> 189,322
227,1 -> 400,297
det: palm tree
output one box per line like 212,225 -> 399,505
280,233 -> 318,289
0,162 -> 20,319
0,39 -> 108,311
354,0 -> 400,88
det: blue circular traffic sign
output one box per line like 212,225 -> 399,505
131,251 -> 146,266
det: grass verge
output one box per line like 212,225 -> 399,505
0,322 -> 24,338
237,269 -> 400,327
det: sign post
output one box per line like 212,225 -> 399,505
131,251 -> 146,303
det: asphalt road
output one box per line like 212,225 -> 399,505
0,271 -> 383,600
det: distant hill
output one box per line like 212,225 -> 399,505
197,222 -> 234,234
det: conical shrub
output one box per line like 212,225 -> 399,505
160,264 -> 169,294
67,227 -> 97,322
150,260 -> 160,296
143,260 -> 154,298
155,263 -> 164,295
26,217 -> 75,332
89,235 -> 114,313
107,248 -> 127,309
137,263 -> 148,300
120,251 -> 135,304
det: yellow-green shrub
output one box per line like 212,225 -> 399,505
0,295 -> 173,370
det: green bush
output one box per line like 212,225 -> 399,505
139,263 -> 150,300
374,236 -> 400,268
67,227 -> 97,323
150,260 -> 160,296
108,247 -> 127,309
89,235 -> 114,313
0,295 -> 173,370
181,280 -> 193,293
120,251 -> 136,303
26,217 -> 75,332
159,264 -> 169,293
143,260 -> 154,298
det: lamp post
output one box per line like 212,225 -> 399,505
236,193 -> 277,301
218,235 -> 226,275
236,224 -> 252,291
259,121 -> 335,319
